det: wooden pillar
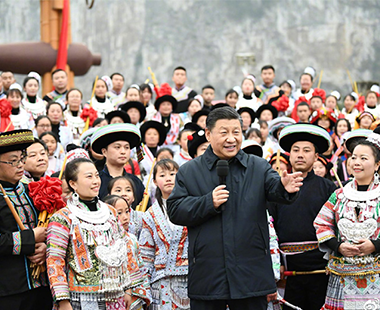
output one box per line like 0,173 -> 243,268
40,0 -> 75,96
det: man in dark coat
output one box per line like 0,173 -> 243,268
167,107 -> 303,310
90,123 -> 145,206
0,130 -> 52,310
269,123 -> 336,310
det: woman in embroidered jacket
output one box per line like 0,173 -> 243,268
139,159 -> 189,310
314,132 -> 380,310
47,158 -> 135,310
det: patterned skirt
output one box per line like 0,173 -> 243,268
322,273 -> 380,310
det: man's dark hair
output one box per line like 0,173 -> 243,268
51,69 -> 67,78
261,65 -> 275,73
110,72 -> 124,80
202,85 -> 215,91
206,106 -> 242,131
297,102 -> 310,109
173,66 -> 187,73
31,138 -> 48,152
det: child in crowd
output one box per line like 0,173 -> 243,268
245,128 -> 262,144
187,129 -> 210,158
313,155 -> 332,180
225,89 -> 239,109
108,175 -> 144,238
139,159 -> 189,310
179,95 -> 203,124
334,118 -> 351,139
40,131 -> 65,176
140,83 -> 156,120
103,195 -> 151,310
173,128 -> 193,166
296,102 -> 311,123
156,147 -> 174,161
355,111 -> 375,129
238,107 -> 256,135
201,85 -> 215,108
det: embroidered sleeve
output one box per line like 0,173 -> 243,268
132,234 -> 152,306
0,229 -> 35,256
138,216 -> 156,282
12,232 -> 21,255
125,234 -> 143,289
314,191 -> 338,243
46,213 -> 71,301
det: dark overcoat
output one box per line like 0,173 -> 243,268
167,146 -> 298,300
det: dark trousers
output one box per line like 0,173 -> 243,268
284,274 -> 328,310
0,286 -> 52,310
190,296 -> 267,310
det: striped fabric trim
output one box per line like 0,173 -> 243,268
279,123 -> 331,142
91,123 -> 141,142
12,231 -> 21,255
0,130 -> 34,147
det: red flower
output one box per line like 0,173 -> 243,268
157,83 -> 172,97
0,98 -> 12,118
355,95 -> 365,112
356,278 -> 367,289
312,88 -> 326,103
272,95 -> 289,112
28,176 -> 65,213
80,107 -> 98,127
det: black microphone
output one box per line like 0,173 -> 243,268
216,160 -> 229,211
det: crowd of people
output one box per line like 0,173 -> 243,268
0,64 -> 379,310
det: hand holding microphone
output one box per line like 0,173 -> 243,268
213,160 -> 229,210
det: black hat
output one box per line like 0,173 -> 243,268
241,140 -> 263,157
316,154 -> 333,172
237,107 -> 256,124
269,152 -> 290,165
211,103 -> 229,111
105,110 -> 131,124
139,121 -> 167,146
154,95 -> 178,112
192,109 -> 210,125
91,123 -> 141,154
344,129 -> 372,153
279,123 -> 331,153
187,129 -> 208,158
184,122 -> 202,132
120,101 -> 147,123
256,104 -> 278,120
0,129 -> 34,155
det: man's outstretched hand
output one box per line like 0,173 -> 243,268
281,171 -> 303,193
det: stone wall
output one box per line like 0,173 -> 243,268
1,0 -> 379,100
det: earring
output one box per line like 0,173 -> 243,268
72,192 -> 79,204
374,172 -> 379,185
